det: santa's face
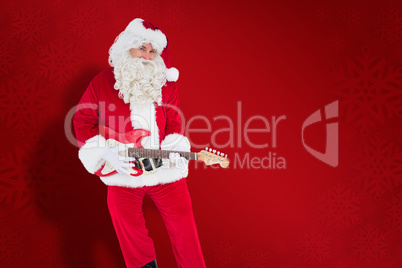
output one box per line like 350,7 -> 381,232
113,43 -> 166,105
129,43 -> 157,60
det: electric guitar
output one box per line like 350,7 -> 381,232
95,125 -> 230,177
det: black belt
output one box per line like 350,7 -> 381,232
134,158 -> 162,172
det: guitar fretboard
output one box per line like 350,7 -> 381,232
128,148 -> 198,160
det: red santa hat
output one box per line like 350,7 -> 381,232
108,18 -> 179,82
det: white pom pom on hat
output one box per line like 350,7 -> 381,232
121,18 -> 179,82
166,67 -> 179,82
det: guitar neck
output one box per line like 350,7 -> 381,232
128,148 -> 198,160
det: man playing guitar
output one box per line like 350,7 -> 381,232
74,19 -> 206,268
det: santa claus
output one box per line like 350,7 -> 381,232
73,18 -> 205,268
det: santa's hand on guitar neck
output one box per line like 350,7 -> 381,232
169,145 -> 189,171
102,146 -> 136,175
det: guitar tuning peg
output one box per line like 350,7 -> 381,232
209,148 -> 212,152
217,151 -> 220,155
213,149 -> 216,153
205,147 -> 208,151
225,154 -> 227,158
221,152 -> 224,156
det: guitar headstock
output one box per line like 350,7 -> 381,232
197,147 -> 230,168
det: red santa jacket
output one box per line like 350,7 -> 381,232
73,68 -> 190,188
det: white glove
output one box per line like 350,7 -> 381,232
169,145 -> 189,170
102,146 -> 135,175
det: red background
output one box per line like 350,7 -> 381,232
1,0 -> 402,267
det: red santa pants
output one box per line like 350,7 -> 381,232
107,178 -> 206,268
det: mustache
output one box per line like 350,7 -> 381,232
124,57 -> 157,70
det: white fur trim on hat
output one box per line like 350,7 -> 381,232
125,18 -> 167,54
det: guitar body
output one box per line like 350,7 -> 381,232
95,125 -> 151,177
94,126 -> 230,177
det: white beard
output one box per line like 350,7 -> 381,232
113,53 -> 167,105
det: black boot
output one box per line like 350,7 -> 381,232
140,259 -> 157,268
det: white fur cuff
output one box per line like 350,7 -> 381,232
78,135 -> 108,174
161,133 -> 191,151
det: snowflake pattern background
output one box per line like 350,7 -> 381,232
1,0 -> 402,267
241,247 -> 267,268
376,8 -> 402,44
68,3 -> 103,41
0,72 -> 51,137
318,182 -> 363,234
0,227 -> 24,265
330,47 -> 402,136
166,2 -> 190,30
0,147 -> 34,214
329,34 -> 347,52
385,192 -> 402,234
10,3 -> 49,46
352,134 -> 402,199
39,240 -> 62,264
297,230 -> 332,265
37,37 -> 82,87
338,7 -> 361,29
352,224 -> 389,265
210,240 -> 234,265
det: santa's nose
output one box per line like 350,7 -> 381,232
141,52 -> 151,60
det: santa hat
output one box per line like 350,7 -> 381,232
108,18 -> 179,82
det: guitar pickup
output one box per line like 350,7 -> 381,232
138,158 -> 157,175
